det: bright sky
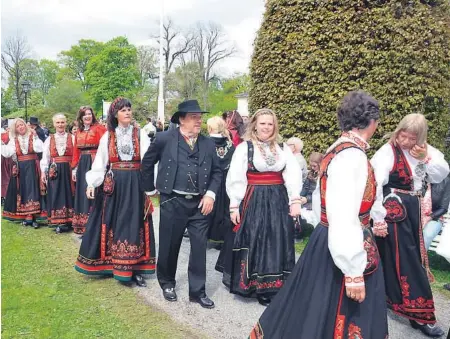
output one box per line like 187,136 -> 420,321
1,0 -> 265,76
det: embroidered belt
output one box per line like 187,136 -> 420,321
53,156 -> 72,163
80,149 -> 98,155
110,162 -> 140,170
247,172 -> 284,185
17,154 -> 38,162
391,188 -> 422,197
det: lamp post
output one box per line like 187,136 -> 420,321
21,80 -> 31,123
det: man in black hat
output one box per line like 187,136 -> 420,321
141,99 -> 222,309
29,116 -> 47,143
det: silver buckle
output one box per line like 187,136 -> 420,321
185,194 -> 193,200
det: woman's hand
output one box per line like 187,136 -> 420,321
289,202 -> 301,217
410,144 -> 428,161
346,285 -> 366,303
230,210 -> 240,225
86,186 -> 95,199
41,173 -> 47,185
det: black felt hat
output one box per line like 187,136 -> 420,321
171,100 -> 208,124
29,116 -> 39,125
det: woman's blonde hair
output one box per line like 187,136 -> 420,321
389,113 -> 428,146
207,116 -> 231,140
243,108 -> 280,145
9,118 -> 29,139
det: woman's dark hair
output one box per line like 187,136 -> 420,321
223,110 -> 245,137
337,91 -> 380,131
76,106 -> 97,129
107,97 -> 132,131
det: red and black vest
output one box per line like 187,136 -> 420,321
49,133 -> 74,159
319,142 -> 376,228
108,128 -> 140,166
386,143 -> 414,191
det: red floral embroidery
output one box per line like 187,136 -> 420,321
363,234 -> 379,275
49,207 -> 74,224
16,195 -> 40,215
388,276 -> 436,323
384,199 -> 406,222
249,323 -> 264,339
239,261 -> 285,291
73,213 -> 89,234
348,323 -> 363,339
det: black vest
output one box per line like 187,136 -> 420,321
173,138 -> 200,193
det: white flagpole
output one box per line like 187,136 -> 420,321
157,0 -> 165,125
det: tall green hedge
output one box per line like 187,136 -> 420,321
250,0 -> 450,157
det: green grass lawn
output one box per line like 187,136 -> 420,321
295,233 -> 450,296
1,220 -> 199,339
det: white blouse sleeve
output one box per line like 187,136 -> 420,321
40,138 -> 51,173
226,142 -> 249,209
425,145 -> 449,183
85,132 -> 109,188
282,143 -> 302,202
327,148 -> 368,281
1,139 -> 16,158
140,128 -> 150,161
370,144 -> 394,223
33,137 -> 44,153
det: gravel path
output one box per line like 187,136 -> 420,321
134,208 -> 450,338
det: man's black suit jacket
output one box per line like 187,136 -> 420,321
141,128 -> 222,196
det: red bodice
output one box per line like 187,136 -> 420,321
71,123 -> 107,168
319,142 -> 376,227
108,128 -> 140,163
15,134 -> 35,156
50,133 -> 74,158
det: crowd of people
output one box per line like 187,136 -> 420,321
1,91 -> 450,338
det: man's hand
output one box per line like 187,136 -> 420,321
346,285 -> 366,303
86,187 -> 95,199
198,196 -> 214,215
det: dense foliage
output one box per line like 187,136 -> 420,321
250,0 -> 450,156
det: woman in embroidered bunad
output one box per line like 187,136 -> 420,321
75,98 -> 156,287
371,113 -> 448,338
226,108 -> 302,307
1,122 -> 13,204
250,91 -> 388,339
1,118 -> 44,229
206,117 -> 235,252
71,106 -> 107,235
40,114 -> 75,234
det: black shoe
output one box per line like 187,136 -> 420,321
410,320 -> 445,337
183,230 -> 189,238
162,288 -> 177,302
133,274 -> 147,287
443,283 -> 450,291
55,226 -> 62,234
257,295 -> 272,306
189,294 -> 215,309
33,222 -> 40,229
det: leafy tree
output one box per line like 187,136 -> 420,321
59,39 -> 104,90
36,59 -> 60,103
167,61 -> 203,101
46,79 -> 90,116
130,83 -> 158,124
208,73 -> 250,114
250,0 -> 450,155
85,37 -> 140,111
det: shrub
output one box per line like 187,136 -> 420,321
250,0 -> 450,156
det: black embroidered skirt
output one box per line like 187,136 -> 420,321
73,153 -> 95,234
2,158 -> 41,222
75,168 -> 156,282
250,224 -> 388,339
46,161 -> 74,227
229,183 -> 295,298
208,176 -> 231,243
376,192 -> 436,324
